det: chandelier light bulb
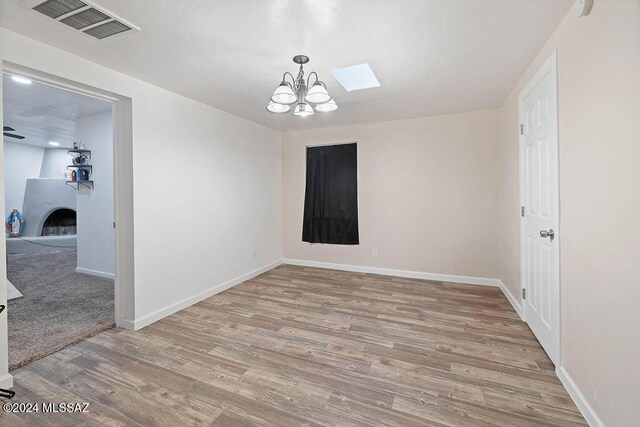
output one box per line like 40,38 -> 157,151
315,99 -> 338,112
266,101 -> 291,114
293,102 -> 314,117
270,82 -> 297,104
305,81 -> 331,104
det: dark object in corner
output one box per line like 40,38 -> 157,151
303,143 -> 359,245
0,305 -> 16,399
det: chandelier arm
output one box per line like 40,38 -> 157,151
306,71 -> 319,87
282,72 -> 297,88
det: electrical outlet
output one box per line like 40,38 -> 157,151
372,248 -> 379,257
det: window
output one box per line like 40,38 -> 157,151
302,143 -> 359,245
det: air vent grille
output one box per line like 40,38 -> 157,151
60,7 -> 109,29
31,0 -> 139,40
33,0 -> 86,19
84,20 -> 131,39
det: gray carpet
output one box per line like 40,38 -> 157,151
7,250 -> 114,371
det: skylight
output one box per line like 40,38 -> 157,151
330,63 -> 380,92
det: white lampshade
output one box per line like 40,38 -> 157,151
315,99 -> 338,112
271,82 -> 297,104
293,102 -> 314,117
305,81 -> 331,104
266,101 -> 291,114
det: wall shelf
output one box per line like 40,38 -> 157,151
66,180 -> 94,190
68,149 -> 93,190
68,149 -> 92,159
66,164 -> 92,171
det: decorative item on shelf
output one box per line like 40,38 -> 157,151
68,149 -> 91,159
267,55 -> 337,117
67,148 -> 94,190
72,154 -> 89,165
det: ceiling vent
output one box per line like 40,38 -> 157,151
60,7 -> 109,29
33,0 -> 86,19
31,0 -> 139,40
84,20 -> 131,40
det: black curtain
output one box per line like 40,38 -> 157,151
302,143 -> 359,245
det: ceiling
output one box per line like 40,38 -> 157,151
0,0 -> 573,131
3,74 -> 112,148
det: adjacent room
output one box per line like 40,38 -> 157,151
3,74 -> 115,370
0,0 -> 638,426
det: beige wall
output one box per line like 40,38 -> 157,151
498,1 -> 640,425
282,110 -> 500,280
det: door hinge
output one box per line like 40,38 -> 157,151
113,221 -> 116,229
522,288 -> 526,299
521,206 -> 525,217
520,124 -> 524,135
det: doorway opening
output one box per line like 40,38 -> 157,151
3,72 -> 116,370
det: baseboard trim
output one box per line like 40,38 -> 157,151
498,279 -> 524,320
76,267 -> 115,280
556,366 -> 604,427
119,319 -> 135,331
0,373 -> 13,389
131,260 -> 282,330
282,259 -> 499,287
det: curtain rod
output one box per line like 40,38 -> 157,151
305,141 -> 357,148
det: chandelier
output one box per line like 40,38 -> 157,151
267,55 -> 337,117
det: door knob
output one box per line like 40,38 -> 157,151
540,229 -> 555,240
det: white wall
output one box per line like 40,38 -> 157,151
282,110 -> 500,281
0,28 -> 283,383
2,140 -> 44,217
39,148 -> 69,179
75,111 -> 114,278
498,1 -> 640,425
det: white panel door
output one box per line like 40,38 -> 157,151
519,53 -> 560,366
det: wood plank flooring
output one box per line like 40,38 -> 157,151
1,265 -> 585,426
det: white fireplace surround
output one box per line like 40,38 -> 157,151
21,178 -> 76,237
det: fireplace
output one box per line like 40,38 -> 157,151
41,209 -> 77,236
21,178 -> 76,237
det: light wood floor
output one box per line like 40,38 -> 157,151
2,265 -> 585,426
